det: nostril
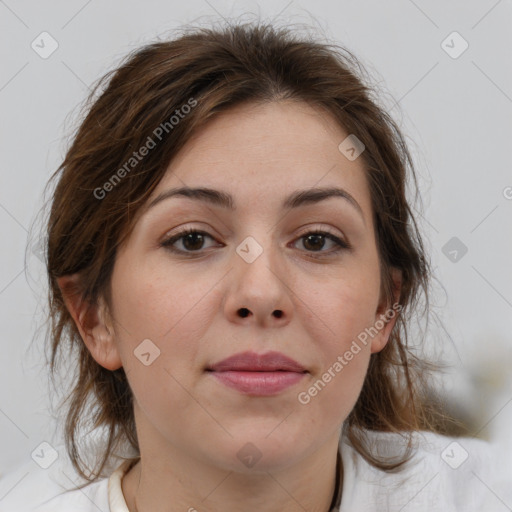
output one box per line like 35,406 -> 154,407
273,310 -> 283,318
238,307 -> 250,318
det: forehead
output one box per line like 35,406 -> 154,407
149,100 -> 373,220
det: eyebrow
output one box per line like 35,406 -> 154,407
146,186 -> 365,223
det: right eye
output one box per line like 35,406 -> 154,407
160,228 -> 221,254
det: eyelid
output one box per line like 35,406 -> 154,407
160,222 -> 221,242
294,224 -> 345,241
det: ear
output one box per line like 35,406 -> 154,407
57,273 -> 122,371
370,267 -> 402,354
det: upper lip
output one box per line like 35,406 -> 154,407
207,351 -> 307,373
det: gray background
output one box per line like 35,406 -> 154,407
1,0 -> 511,477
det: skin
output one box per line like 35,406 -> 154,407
59,100 -> 401,512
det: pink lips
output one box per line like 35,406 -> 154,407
206,351 -> 307,396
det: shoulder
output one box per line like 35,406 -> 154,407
338,430 -> 511,512
0,453 -> 111,512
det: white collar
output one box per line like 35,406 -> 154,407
107,459 -> 133,512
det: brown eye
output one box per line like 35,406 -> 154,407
293,231 -> 350,256
161,229 -> 218,253
302,233 -> 327,251
181,232 -> 206,251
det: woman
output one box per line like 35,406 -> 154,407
1,21 -> 508,512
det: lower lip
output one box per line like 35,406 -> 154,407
209,370 -> 306,396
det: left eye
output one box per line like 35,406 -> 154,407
161,229 -> 350,255
292,231 -> 349,254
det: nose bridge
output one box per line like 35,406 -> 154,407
235,231 -> 283,288
226,229 -> 291,324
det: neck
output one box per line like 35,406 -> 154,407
122,432 -> 342,512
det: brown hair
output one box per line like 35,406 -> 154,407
41,21 -> 442,484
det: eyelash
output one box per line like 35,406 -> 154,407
160,227 -> 351,258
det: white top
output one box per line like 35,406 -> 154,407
0,431 -> 510,511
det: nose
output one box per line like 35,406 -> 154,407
223,237 -> 293,328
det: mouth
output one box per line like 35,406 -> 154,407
205,351 -> 308,396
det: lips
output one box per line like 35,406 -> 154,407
206,351 -> 307,396
207,350 -> 307,373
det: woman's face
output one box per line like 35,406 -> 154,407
101,100 -> 399,472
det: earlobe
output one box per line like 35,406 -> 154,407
370,267 -> 402,354
57,274 -> 122,371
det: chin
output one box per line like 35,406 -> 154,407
203,432 -> 310,474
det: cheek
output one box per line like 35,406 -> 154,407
296,290 -> 374,426
298,270 -> 380,351
109,265 -> 220,430
110,256 -> 218,343
298,350 -> 370,423
292,270 -> 379,417
108,257 -> 224,404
